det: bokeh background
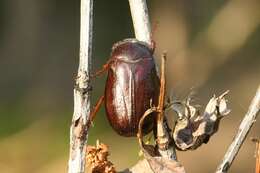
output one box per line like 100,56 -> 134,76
0,0 -> 259,172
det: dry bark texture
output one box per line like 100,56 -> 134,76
128,0 -> 152,45
216,86 -> 260,173
68,0 -> 93,173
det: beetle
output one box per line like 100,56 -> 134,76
91,38 -> 160,137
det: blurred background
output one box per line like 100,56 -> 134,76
0,0 -> 259,172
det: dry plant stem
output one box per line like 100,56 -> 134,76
256,143 -> 260,173
68,0 -> 93,173
157,54 -> 177,160
128,0 -> 152,45
156,54 -> 166,145
252,138 -> 260,173
216,85 -> 260,173
256,142 -> 260,173
157,53 -> 166,121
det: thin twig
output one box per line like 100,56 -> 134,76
251,138 -> 260,173
128,0 -> 152,45
216,85 -> 260,173
157,53 -> 166,121
68,0 -> 93,173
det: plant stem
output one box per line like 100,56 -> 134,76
128,0 -> 152,45
216,85 -> 260,173
68,0 -> 93,172
252,138 -> 260,173
157,53 -> 166,121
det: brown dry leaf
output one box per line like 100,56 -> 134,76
146,155 -> 186,173
86,140 -> 116,173
139,143 -> 185,173
172,91 -> 230,150
136,140 -> 186,173
137,108 -> 186,173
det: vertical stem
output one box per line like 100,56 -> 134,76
128,0 -> 152,45
156,53 -> 176,160
157,53 -> 166,121
216,86 -> 260,173
256,142 -> 260,173
156,53 -> 166,149
79,0 -> 93,72
68,0 -> 93,173
252,138 -> 260,173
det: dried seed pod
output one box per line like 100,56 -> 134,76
172,91 -> 230,150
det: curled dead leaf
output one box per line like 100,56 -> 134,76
138,108 -> 186,173
172,91 -> 230,150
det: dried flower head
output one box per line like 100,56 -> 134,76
86,140 -> 116,173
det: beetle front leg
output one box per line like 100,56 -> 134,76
87,95 -> 105,128
91,59 -> 113,78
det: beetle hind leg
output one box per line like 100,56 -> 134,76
87,95 -> 105,128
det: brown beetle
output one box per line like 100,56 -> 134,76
92,38 -> 160,137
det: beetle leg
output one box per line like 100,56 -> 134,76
87,95 -> 105,128
91,59 -> 113,78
